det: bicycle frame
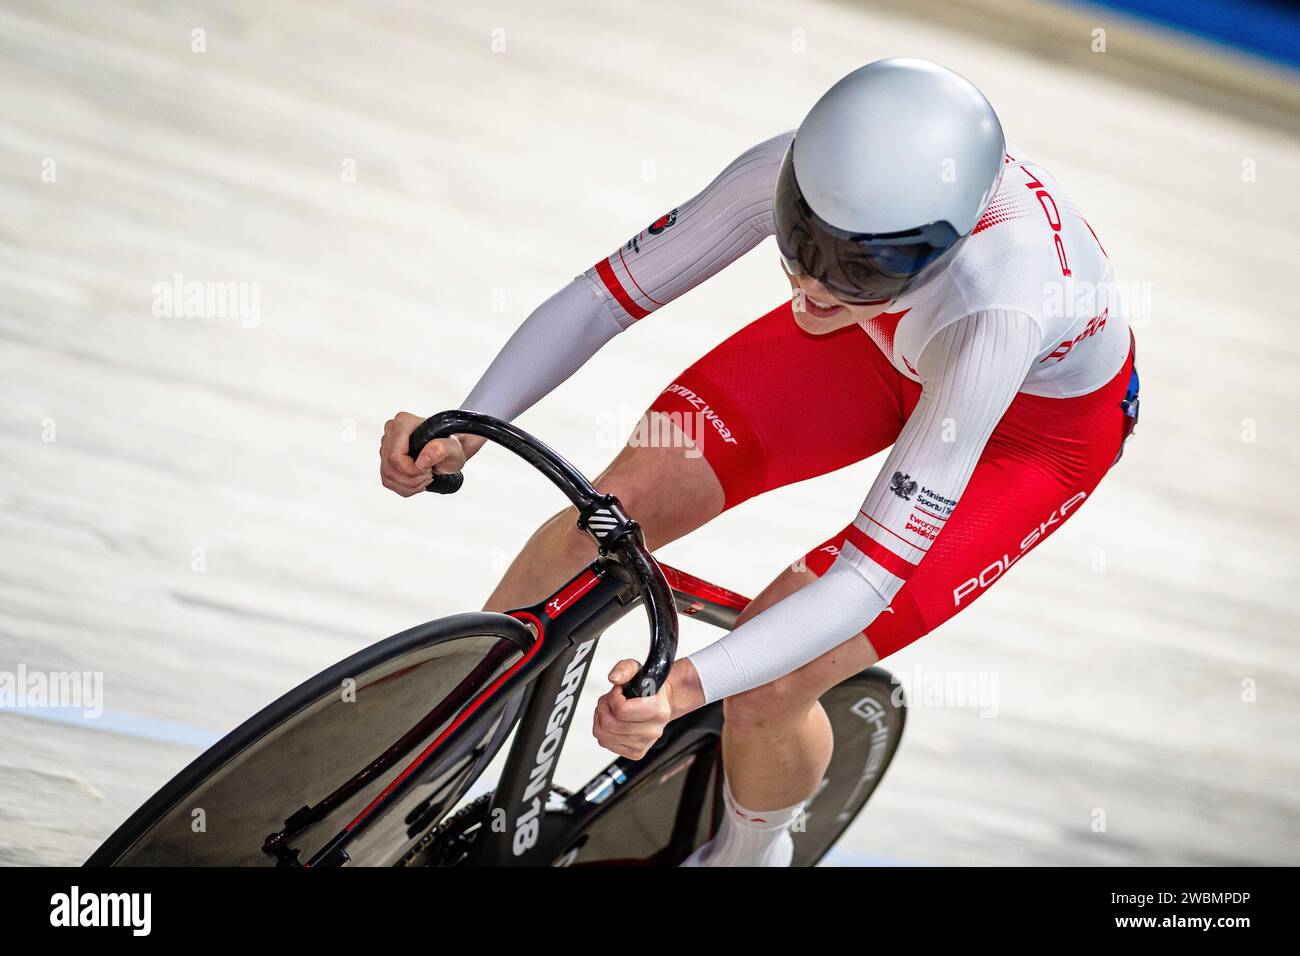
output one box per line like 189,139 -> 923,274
468,559 -> 749,865
308,409 -> 744,867
287,411 -> 745,867
297,554 -> 744,867
85,410 -> 902,868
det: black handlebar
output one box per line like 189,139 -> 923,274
407,411 -> 677,698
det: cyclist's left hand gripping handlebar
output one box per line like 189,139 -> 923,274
407,426 -> 465,496
407,411 -> 677,698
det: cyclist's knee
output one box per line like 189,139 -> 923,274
723,670 -> 820,731
599,435 -> 723,543
526,434 -> 723,567
540,506 -> 598,564
600,457 -> 720,551
536,468 -> 660,561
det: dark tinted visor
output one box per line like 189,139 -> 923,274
773,148 -> 962,304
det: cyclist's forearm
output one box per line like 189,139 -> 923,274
685,563 -> 888,705
460,134 -> 792,423
460,277 -> 626,422
665,658 -> 707,718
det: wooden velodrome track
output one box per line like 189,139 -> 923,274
1,0 -> 1297,866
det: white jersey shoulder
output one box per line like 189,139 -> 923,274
582,136 -> 1127,397
869,145 -> 1129,397
583,132 -> 792,325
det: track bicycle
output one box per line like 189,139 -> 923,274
86,411 -> 906,867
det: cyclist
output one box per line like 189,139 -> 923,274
380,58 -> 1139,866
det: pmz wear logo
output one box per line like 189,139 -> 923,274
50,886 -> 151,936
626,207 -> 678,253
514,638 -> 596,856
662,383 -> 739,446
952,491 -> 1087,606
889,472 -> 918,500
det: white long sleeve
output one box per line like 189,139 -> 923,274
460,278 -> 624,421
459,134 -> 790,421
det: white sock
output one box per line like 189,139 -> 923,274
680,778 -> 803,867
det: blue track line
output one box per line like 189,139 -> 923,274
1,704 -> 221,749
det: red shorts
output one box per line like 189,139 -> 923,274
649,302 -> 1136,659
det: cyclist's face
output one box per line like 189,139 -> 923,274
783,262 -> 892,334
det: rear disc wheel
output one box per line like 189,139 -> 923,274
792,667 -> 907,866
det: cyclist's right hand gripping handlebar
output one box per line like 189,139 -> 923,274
407,411 -> 677,699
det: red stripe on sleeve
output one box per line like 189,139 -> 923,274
594,258 -> 651,321
617,247 -> 665,307
843,523 -> 919,581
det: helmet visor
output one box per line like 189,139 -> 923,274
773,147 -> 962,305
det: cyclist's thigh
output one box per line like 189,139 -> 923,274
800,345 -> 1136,658
592,299 -> 909,552
588,421 -> 727,551
647,301 -> 909,510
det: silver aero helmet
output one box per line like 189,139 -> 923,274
774,58 -> 1006,304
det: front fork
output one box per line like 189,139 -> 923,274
470,562 -> 637,866
472,491 -> 666,865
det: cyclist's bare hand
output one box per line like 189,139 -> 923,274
593,659 -> 673,759
379,412 -> 466,497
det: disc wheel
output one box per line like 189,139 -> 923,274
792,666 -> 907,866
87,613 -> 532,867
